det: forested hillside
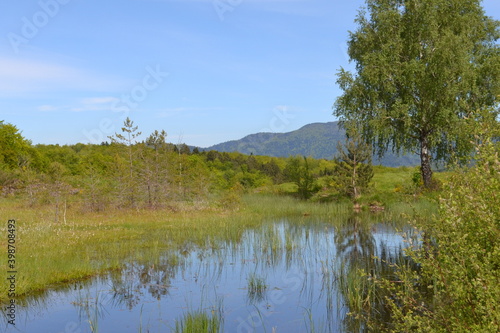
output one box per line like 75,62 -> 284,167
206,122 -> 420,167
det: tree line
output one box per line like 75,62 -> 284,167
0,118 -> 375,214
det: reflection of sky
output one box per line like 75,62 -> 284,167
1,219 -> 404,333
372,223 -> 407,252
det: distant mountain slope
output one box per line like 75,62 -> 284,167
204,122 -> 420,167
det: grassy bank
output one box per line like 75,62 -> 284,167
0,192 -> 437,303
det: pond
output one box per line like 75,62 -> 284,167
1,216 -> 407,333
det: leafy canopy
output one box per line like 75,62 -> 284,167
334,0 -> 500,186
0,120 -> 34,170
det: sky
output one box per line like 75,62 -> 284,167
1,0 -> 500,148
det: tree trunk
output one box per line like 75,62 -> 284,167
420,135 -> 433,188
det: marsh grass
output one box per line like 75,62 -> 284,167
304,308 -> 328,333
242,194 -> 352,218
0,195 -> 324,302
73,289 -> 106,333
0,191 -> 433,304
173,310 -> 221,333
173,297 -> 223,333
335,250 -> 410,332
336,261 -> 376,332
247,273 -> 267,303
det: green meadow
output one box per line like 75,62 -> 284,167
0,163 -> 439,302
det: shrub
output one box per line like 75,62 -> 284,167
378,139 -> 500,332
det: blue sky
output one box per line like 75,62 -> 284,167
1,0 -> 499,147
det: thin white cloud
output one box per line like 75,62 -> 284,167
70,96 -> 120,112
37,105 -> 61,112
0,57 -> 77,94
81,97 -> 119,105
36,97 -> 120,113
0,57 -> 129,96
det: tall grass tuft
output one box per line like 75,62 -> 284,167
73,290 -> 105,333
247,273 -> 267,303
336,260 -> 378,332
174,309 -> 221,333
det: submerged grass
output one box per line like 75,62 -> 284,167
174,296 -> 224,333
173,309 -> 221,333
0,191 -> 435,303
73,289 -> 105,333
0,194 -> 330,301
247,273 -> 267,303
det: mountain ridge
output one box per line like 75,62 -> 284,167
203,122 -> 420,167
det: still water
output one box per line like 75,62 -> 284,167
2,217 -> 405,333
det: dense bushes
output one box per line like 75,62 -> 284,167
375,139 -> 500,332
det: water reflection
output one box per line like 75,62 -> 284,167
334,215 -> 409,332
2,215 -> 408,333
335,215 -> 376,266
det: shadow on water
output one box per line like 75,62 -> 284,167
1,212 -> 411,333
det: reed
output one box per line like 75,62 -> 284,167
0,192 -> 431,303
173,297 -> 223,333
73,289 -> 104,333
173,310 -> 221,333
247,273 -> 267,303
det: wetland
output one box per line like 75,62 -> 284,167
0,196 -> 425,333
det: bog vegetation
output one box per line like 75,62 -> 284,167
1,118 -> 498,332
0,117 -> 429,301
0,118 -> 382,214
1,0 -> 499,330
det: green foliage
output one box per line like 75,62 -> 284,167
284,156 -> 318,200
411,167 -> 423,189
35,145 -> 81,175
141,130 -> 170,208
217,189 -> 242,210
108,117 -> 143,207
333,134 -> 374,199
0,121 -> 37,170
377,139 -> 500,332
204,150 -> 282,191
334,0 -> 500,187
0,118 -> 441,212
174,310 -> 221,333
247,273 -> 267,303
260,159 -> 284,183
109,117 -> 142,146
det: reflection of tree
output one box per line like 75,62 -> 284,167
334,214 -> 401,332
143,263 -> 174,301
335,215 -> 376,269
109,265 -> 143,310
109,260 -> 178,310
